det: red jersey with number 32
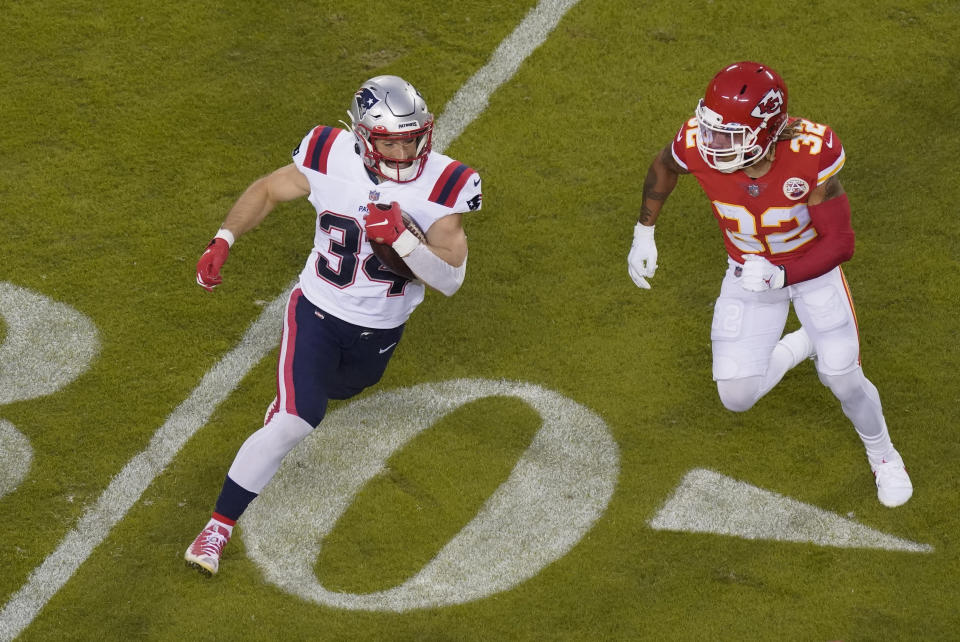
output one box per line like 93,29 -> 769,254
671,117 -> 845,270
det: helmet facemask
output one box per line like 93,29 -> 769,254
695,100 -> 765,173
346,75 -> 434,183
360,124 -> 433,183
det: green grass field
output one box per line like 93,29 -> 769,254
2,1 -> 959,640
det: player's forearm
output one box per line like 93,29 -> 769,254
402,245 -> 466,296
639,149 -> 679,225
220,178 -> 278,238
417,214 -> 467,267
782,193 -> 855,284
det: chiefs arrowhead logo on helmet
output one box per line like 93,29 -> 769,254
751,89 -> 784,121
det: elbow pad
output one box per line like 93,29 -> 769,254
402,244 -> 466,296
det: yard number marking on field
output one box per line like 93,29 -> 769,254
244,379 -> 618,611
649,469 -> 932,553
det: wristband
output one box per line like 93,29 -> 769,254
634,222 -> 655,238
391,229 -> 421,257
215,228 -> 236,248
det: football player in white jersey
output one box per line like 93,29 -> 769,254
187,75 -> 482,575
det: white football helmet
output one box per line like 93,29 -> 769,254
347,75 -> 433,183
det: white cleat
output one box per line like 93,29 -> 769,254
873,456 -> 913,508
184,523 -> 231,575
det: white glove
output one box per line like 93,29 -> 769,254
741,254 -> 785,291
628,223 -> 657,289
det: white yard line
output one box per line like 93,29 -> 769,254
0,2 -> 580,639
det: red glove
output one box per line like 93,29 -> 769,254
364,201 -> 406,245
196,238 -> 230,291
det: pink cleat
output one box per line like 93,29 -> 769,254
184,523 -> 231,575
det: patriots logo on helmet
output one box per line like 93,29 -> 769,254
355,87 -> 380,119
751,88 -> 784,121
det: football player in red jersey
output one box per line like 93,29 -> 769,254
628,61 -> 912,508
186,76 -> 482,575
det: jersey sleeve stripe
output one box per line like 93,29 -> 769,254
428,161 -> 476,207
304,127 -> 341,174
817,147 -> 845,185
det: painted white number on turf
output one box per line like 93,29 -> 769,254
0,283 -> 100,500
242,378 -> 620,612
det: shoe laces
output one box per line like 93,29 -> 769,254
875,459 -> 909,484
198,527 -> 228,557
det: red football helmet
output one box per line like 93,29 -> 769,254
695,61 -> 789,173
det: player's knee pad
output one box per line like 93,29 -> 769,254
262,411 -> 314,451
228,411 -> 314,494
712,355 -> 740,381
815,338 -> 860,375
716,376 -> 763,412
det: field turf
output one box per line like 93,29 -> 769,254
1,1 -> 959,640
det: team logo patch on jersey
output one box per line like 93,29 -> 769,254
783,177 -> 810,200
356,88 -> 379,119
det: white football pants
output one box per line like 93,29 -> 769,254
710,260 -> 895,462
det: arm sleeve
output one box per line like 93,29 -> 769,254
782,194 -> 855,285
402,244 -> 466,297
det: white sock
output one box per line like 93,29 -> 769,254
227,411 -> 313,493
758,327 -> 814,398
819,368 -> 898,469
778,327 -> 814,368
858,430 -> 899,470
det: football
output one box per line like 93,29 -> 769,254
368,209 -> 427,280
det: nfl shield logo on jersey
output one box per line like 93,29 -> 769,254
369,190 -> 380,201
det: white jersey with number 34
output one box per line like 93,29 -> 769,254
291,126 -> 482,329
